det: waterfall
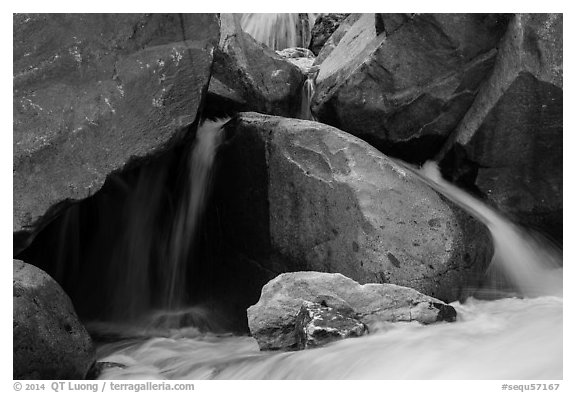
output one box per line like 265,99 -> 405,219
417,161 -> 562,298
26,119 -> 228,323
299,67 -> 318,121
164,120 -> 225,310
240,13 -> 318,51
93,156 -> 562,380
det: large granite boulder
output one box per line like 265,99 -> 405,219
438,14 -> 563,242
311,13 -> 511,163
13,13 -> 219,251
206,14 -> 306,118
247,272 -> 457,350
13,259 -> 95,379
214,113 -> 493,302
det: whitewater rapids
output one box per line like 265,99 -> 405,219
96,296 -> 562,380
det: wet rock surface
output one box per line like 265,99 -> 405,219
248,272 -> 457,351
13,13 -> 219,249
295,300 -> 367,349
215,113 -> 493,302
13,259 -> 95,379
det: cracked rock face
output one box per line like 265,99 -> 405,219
439,14 -> 563,243
314,14 -> 362,66
311,13 -> 511,163
248,272 -> 456,351
13,13 -> 219,249
13,259 -> 95,379
217,113 -> 493,302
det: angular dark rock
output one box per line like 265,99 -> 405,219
311,13 -> 512,163
206,14 -> 305,118
13,13 -> 219,251
439,14 -> 563,242
214,113 -> 493,302
308,14 -> 350,56
295,300 -> 367,349
248,272 -> 457,351
13,259 -> 95,379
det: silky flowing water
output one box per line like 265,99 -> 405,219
93,155 -> 562,380
90,15 -> 562,380
240,13 -> 317,51
95,297 -> 561,380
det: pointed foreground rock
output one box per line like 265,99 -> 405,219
248,272 -> 457,351
13,260 -> 95,379
13,13 -> 219,251
215,113 -> 493,302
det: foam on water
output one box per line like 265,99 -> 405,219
97,296 -> 562,379
94,157 -> 562,380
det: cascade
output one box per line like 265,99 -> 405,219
17,119 -> 228,323
240,13 -> 318,51
299,66 -> 318,121
417,161 -> 562,298
91,158 -> 562,380
14,13 -> 562,382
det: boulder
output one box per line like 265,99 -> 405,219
308,14 -> 350,56
295,300 -> 367,350
214,113 -> 493,302
206,14 -> 305,118
247,272 -> 457,350
311,13 -> 512,163
13,13 -> 219,251
314,14 -> 362,65
13,259 -> 95,379
438,14 -> 563,242
275,47 -> 316,75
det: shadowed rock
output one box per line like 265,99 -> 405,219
13,259 -> 95,379
311,13 -> 511,163
308,14 -> 350,56
438,14 -> 563,243
13,13 -> 219,251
